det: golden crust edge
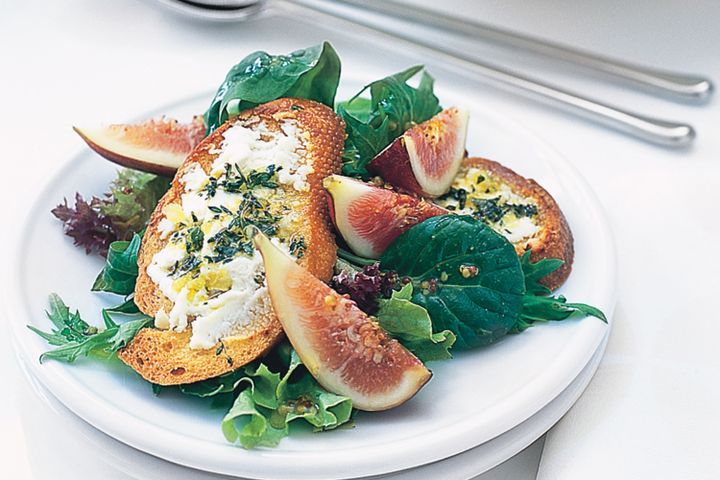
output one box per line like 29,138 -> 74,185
119,98 -> 345,385
462,156 -> 574,291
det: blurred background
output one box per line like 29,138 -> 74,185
2,1 -> 718,479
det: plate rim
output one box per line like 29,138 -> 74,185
4,87 -> 616,480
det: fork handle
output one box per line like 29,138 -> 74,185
331,0 -> 713,102
281,0 -> 695,147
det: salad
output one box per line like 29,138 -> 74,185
31,42 -> 605,449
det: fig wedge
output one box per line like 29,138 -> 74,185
74,116 -> 205,176
255,233 -> 431,411
368,107 -> 469,198
324,175 -> 447,259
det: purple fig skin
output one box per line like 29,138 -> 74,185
367,107 -> 469,198
367,137 -> 426,196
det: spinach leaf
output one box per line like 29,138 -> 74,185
377,284 -> 456,362
28,294 -> 152,363
380,215 -> 525,349
92,234 -> 142,295
222,350 -> 353,449
204,42 -> 341,133
382,216 -> 607,349
338,66 -> 441,177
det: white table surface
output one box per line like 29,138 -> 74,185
1,0 -> 718,479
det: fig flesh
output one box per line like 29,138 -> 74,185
255,233 -> 431,411
74,116 -> 205,176
368,107 -> 469,198
324,175 -> 447,259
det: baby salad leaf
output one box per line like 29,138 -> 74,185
380,215 -> 526,350
104,296 -> 142,315
98,170 -> 170,241
51,193 -> 116,255
28,294 -> 152,363
377,284 -> 456,362
52,169 -> 170,256
513,252 -> 607,332
204,42 -> 341,134
338,66 -> 441,177
92,234 -> 142,295
222,350 -> 353,449
512,295 -> 607,333
519,251 -> 564,296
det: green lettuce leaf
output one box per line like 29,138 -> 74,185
28,294 -> 152,363
377,284 -> 456,361
222,350 -> 353,449
204,42 -> 341,134
338,66 -> 441,177
92,234 -> 142,295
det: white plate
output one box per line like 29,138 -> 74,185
6,79 -> 616,480
13,329 -> 609,480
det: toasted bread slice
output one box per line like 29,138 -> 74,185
435,156 -> 573,290
118,98 -> 345,385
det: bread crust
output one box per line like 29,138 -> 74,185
118,98 -> 345,385
461,157 -> 574,290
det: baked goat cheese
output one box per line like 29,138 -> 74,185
146,120 -> 307,349
436,167 -> 540,243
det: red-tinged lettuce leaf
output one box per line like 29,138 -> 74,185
52,169 -> 170,257
98,170 -> 170,241
329,262 -> 399,315
51,193 -> 116,255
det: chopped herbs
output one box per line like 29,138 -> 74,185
171,254 -> 202,278
471,197 -> 506,223
438,185 -> 538,226
445,187 -> 468,210
289,236 -> 307,259
186,227 -> 204,253
205,164 -> 280,197
204,196 -> 280,264
471,197 -> 538,223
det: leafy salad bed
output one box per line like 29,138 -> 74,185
33,42 -> 605,448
